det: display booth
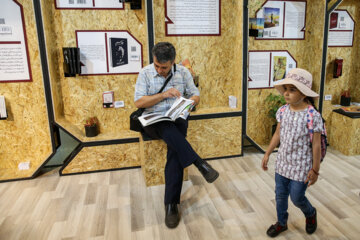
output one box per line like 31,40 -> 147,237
0,0 -> 243,183
0,0 -> 359,183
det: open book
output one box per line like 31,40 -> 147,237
138,96 -> 194,127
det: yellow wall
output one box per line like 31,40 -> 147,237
0,0 -> 52,181
329,112 -> 360,156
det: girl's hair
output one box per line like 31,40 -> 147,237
305,97 -> 326,123
305,97 -> 316,109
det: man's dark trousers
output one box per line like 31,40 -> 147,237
144,118 -> 201,204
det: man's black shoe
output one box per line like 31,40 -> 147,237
266,222 -> 288,237
195,160 -> 219,183
306,208 -> 317,234
165,203 -> 180,228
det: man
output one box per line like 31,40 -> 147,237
134,42 -> 219,229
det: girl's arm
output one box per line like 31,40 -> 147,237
305,132 -> 321,186
261,123 -> 281,171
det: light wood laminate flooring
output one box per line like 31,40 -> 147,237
0,147 -> 359,240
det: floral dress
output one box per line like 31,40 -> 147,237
275,105 -> 323,182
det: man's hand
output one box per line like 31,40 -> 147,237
262,154 -> 270,171
305,169 -> 318,187
162,88 -> 181,99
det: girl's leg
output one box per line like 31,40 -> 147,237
275,173 -> 290,226
289,180 -> 315,217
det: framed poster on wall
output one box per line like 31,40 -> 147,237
55,0 -> 124,9
165,0 -> 221,36
328,10 -> 355,47
255,0 -> 306,40
76,30 -> 142,75
248,50 -> 297,89
0,0 -> 32,83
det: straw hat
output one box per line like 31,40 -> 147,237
274,68 -> 319,98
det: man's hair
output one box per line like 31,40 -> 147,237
152,42 -> 176,63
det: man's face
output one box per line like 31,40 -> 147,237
154,56 -> 174,78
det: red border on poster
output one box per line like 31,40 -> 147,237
75,30 -> 143,76
248,50 -> 297,90
54,0 -> 124,10
254,0 -> 307,41
164,0 -> 221,37
0,0 -> 32,83
328,9 -> 356,48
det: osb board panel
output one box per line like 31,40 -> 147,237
56,117 -> 139,142
41,0 -> 149,138
328,0 -> 343,11
141,139 -> 188,187
0,0 -> 52,180
61,143 -> 140,174
153,0 -> 243,111
323,1 -> 360,137
247,89 -> 278,145
346,0 -> 360,102
247,0 -> 326,146
329,113 -> 360,156
187,117 -> 242,158
41,0 -> 64,121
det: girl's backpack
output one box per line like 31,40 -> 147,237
279,104 -> 327,162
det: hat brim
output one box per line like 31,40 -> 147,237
274,78 -> 319,98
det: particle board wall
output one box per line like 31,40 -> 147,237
329,112 -> 360,156
247,0 -> 326,146
323,0 -> 360,137
187,117 -> 242,158
61,143 -> 140,174
41,0 -> 149,136
40,0 -> 244,175
354,1 -> 360,102
153,0 -> 243,112
0,0 -> 52,181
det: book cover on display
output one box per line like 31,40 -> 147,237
273,56 -> 287,81
110,38 -> 128,67
264,7 -> 280,28
330,12 -> 338,29
249,18 -> 264,37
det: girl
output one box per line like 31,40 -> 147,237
262,68 -> 323,237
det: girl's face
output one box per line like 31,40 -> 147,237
283,84 -> 305,105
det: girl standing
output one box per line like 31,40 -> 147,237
262,68 -> 323,237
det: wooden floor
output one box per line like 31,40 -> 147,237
1,147 -> 360,240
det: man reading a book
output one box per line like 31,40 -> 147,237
134,42 -> 219,229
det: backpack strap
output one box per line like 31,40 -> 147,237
279,104 -> 288,122
306,105 -> 315,143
